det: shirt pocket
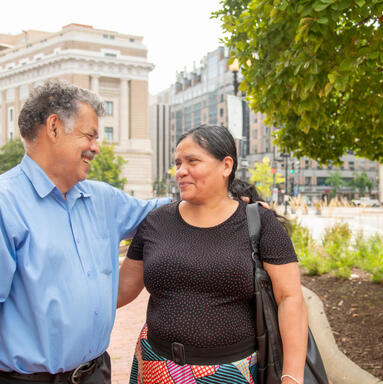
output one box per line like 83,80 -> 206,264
92,234 -> 113,275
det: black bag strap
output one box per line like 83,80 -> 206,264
246,203 -> 261,256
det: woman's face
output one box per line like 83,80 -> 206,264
174,136 -> 232,203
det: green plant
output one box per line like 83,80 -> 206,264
291,219 -> 330,275
354,234 -> 383,283
322,222 -> 355,278
0,138 -> 25,174
88,141 -> 127,189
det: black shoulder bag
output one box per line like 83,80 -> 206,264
246,203 -> 329,384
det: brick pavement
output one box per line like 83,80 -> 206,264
108,289 -> 149,384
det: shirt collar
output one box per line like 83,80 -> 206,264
20,155 -> 91,199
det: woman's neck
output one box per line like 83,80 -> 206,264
179,196 -> 239,228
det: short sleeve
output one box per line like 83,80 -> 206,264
126,218 -> 147,260
0,209 -> 17,303
258,207 -> 298,265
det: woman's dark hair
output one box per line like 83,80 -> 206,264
177,124 -> 291,234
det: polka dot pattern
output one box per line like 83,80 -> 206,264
127,201 -> 297,348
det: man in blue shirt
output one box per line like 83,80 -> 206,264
0,81 -> 170,384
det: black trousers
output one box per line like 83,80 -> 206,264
0,352 -> 111,384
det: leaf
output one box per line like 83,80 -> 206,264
325,82 -> 333,96
313,2 -> 331,12
356,0 -> 366,7
317,17 -> 329,24
340,58 -> 355,71
279,0 -> 288,11
328,73 -> 337,83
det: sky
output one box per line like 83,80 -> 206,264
1,0 -> 224,94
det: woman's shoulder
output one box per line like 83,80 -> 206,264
146,200 -> 179,220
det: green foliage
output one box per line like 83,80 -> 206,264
153,178 -> 167,196
349,171 -> 374,194
354,233 -> 383,282
322,222 -> 355,278
325,171 -> 345,198
0,138 -> 25,174
248,157 -> 284,198
291,219 -> 383,282
88,141 -> 127,190
291,219 -> 330,275
215,0 -> 383,163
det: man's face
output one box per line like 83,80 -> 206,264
55,102 -> 99,191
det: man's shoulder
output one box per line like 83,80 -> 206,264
0,165 -> 25,191
78,179 -> 116,195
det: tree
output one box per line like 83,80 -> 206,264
215,0 -> 383,163
153,177 -> 167,196
325,171 -> 345,197
350,171 -> 374,195
249,157 -> 284,199
0,138 -> 25,174
88,141 -> 127,190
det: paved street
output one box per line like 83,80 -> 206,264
108,289 -> 149,383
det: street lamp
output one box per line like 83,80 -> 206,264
280,152 -> 290,214
228,58 -> 240,96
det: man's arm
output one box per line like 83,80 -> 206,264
0,212 -> 17,303
110,186 -> 171,240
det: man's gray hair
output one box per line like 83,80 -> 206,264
18,80 -> 105,141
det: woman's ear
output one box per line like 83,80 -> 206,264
222,156 -> 234,178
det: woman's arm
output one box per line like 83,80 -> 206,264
264,261 -> 308,384
117,258 -> 144,308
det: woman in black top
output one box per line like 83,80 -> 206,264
118,125 -> 308,384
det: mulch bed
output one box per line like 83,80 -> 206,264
301,270 -> 383,380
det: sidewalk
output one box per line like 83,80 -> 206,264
108,289 -> 149,384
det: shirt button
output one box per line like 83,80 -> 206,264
87,271 -> 91,277
95,310 -> 99,315
76,238 -> 80,244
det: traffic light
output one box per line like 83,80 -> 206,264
290,163 -> 295,174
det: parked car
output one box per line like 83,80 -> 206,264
352,197 -> 380,207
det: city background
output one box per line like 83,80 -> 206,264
0,23 -> 381,204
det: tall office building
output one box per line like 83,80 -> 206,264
0,23 -> 154,197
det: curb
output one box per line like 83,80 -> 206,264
302,286 -> 383,384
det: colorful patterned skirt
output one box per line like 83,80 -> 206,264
129,325 -> 258,384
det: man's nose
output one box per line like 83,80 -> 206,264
91,140 -> 100,154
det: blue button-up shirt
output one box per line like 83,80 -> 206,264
0,155 -> 170,373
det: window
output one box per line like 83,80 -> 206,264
252,129 -> 257,139
104,101 -> 113,116
305,177 -> 311,186
104,52 -> 117,58
348,161 -> 355,171
104,127 -> 113,143
219,108 -> 224,117
8,107 -> 14,140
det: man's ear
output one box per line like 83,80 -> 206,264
46,114 -> 60,141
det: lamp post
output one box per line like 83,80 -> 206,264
228,58 -> 240,96
280,152 -> 290,214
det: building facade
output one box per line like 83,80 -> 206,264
0,23 -> 154,198
153,47 -> 379,202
